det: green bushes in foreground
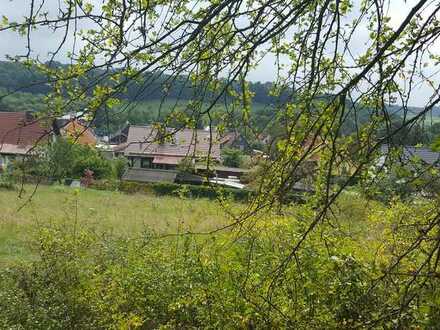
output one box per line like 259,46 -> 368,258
0,224 -> 381,329
1,195 -> 440,328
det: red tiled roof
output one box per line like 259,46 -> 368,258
0,112 -> 50,154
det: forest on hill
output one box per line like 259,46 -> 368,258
3,0 -> 440,327
0,61 -> 277,105
2,60 -> 439,116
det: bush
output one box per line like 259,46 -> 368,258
90,179 -> 120,191
1,204 -> 439,329
176,156 -> 196,174
361,162 -> 440,203
34,138 -> 114,181
0,180 -> 15,191
221,147 -> 245,168
0,172 -> 17,190
91,180 -> 253,201
112,157 -> 128,179
70,145 -> 113,180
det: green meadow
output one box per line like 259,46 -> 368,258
0,185 -> 230,265
1,185 -> 439,328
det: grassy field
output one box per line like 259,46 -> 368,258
2,185 -> 439,327
0,185 -> 230,265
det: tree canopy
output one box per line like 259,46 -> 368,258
2,0 -> 440,326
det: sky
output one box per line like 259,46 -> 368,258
1,0 -> 439,107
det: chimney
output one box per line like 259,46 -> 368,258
25,111 -> 34,123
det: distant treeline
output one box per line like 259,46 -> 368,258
0,61 -> 280,105
1,60 -> 440,115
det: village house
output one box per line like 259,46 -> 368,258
122,125 -> 221,169
117,125 -> 250,184
108,125 -> 130,145
0,111 -> 51,169
0,111 -> 97,170
219,131 -> 250,151
53,112 -> 97,146
379,145 -> 440,168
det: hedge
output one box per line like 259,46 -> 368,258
90,179 -> 254,201
0,181 -> 16,191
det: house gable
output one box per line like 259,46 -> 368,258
0,111 -> 50,155
123,125 -> 221,163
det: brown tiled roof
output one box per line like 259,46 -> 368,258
0,112 -> 50,154
123,125 -> 221,160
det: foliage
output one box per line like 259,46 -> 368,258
3,0 -> 440,327
430,132 -> 440,152
91,179 -> 253,202
71,147 -> 113,180
376,116 -> 433,146
176,157 -> 196,174
111,157 -> 128,180
0,88 -> 47,112
0,173 -> 16,191
1,194 -> 440,328
0,61 -> 281,106
38,138 -> 113,181
362,154 -> 440,203
221,148 -> 245,168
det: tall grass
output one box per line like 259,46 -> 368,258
0,185 -> 231,265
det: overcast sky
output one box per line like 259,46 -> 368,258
1,0 -> 439,107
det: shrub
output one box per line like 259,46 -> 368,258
176,156 -> 196,174
91,180 -> 253,201
112,156 -> 128,179
0,172 -> 16,190
0,180 -> 15,191
221,147 -> 245,168
36,138 -> 114,181
1,204 -> 439,329
70,145 -> 113,180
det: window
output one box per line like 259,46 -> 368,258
128,157 -> 134,167
141,158 -> 152,168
